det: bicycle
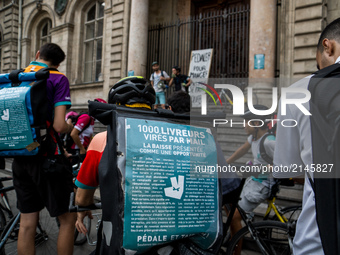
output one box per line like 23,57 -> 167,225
73,206 -> 101,247
0,180 -> 60,255
69,153 -> 102,247
69,193 -> 102,247
263,181 -> 302,224
220,178 -> 294,255
0,177 -> 15,229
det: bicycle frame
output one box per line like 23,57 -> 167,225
86,212 -> 102,246
237,205 -> 286,255
263,197 -> 288,223
0,212 -> 20,249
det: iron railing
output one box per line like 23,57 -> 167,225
147,5 -> 250,82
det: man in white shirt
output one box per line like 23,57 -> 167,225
150,61 -> 170,109
274,17 -> 340,254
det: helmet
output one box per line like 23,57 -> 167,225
94,98 -> 107,104
108,76 -> 156,106
65,111 -> 78,120
241,105 -> 272,120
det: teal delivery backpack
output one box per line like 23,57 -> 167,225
0,68 -> 50,157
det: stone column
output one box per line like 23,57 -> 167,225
248,0 -> 277,105
127,0 -> 149,77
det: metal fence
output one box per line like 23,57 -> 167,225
147,5 -> 250,81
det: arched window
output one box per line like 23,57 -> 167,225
37,19 -> 52,51
84,1 -> 104,82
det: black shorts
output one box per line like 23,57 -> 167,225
12,155 -> 74,217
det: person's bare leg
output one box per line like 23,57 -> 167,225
17,212 -> 39,255
57,212 -> 76,255
230,209 -> 243,255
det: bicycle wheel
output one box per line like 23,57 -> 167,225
226,221 -> 292,255
74,216 -> 91,246
1,209 -> 59,255
272,205 -> 302,223
35,208 -> 58,255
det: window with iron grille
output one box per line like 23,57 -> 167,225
39,19 -> 52,50
84,1 -> 104,82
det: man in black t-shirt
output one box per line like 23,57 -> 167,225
169,66 -> 191,93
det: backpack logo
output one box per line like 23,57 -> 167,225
164,176 -> 185,200
1,109 -> 9,121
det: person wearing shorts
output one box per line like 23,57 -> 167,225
12,43 -> 75,255
226,105 -> 275,254
150,61 -> 170,109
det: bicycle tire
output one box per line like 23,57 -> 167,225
1,209 -> 59,255
74,216 -> 91,246
272,205 -> 302,223
226,221 -> 292,255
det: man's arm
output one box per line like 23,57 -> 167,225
76,188 -> 96,206
186,77 -> 191,87
169,78 -> 174,86
53,105 -> 73,133
75,188 -> 96,234
273,103 -> 306,179
160,71 -> 171,82
150,74 -> 154,87
226,141 -> 251,164
70,129 -> 86,154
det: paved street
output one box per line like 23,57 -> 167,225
0,170 -> 98,255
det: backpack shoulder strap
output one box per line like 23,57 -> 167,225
9,69 -> 25,85
259,133 -> 274,165
161,70 -> 164,77
309,63 -> 340,114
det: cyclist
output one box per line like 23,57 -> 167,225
12,43 -> 75,255
75,76 -> 155,230
274,18 -> 340,254
66,98 -> 106,159
75,77 -> 231,254
226,105 -> 275,252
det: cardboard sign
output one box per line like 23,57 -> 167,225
187,49 -> 213,108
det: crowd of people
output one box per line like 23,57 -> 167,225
4,16 -> 340,255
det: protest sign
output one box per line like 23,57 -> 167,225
188,49 -> 213,107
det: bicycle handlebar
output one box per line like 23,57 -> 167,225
0,177 -> 13,182
68,192 -> 102,213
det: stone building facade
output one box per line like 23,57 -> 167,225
0,0 -> 339,109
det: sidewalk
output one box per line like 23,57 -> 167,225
0,165 -> 98,255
